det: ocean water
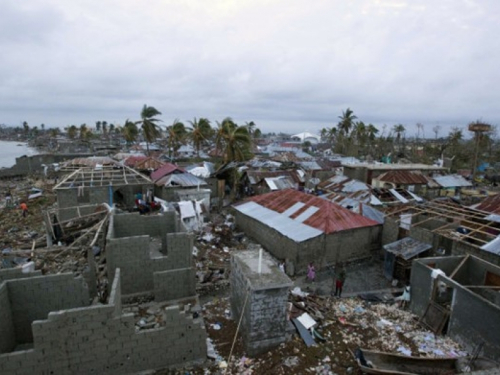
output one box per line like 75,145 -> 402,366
0,140 -> 38,168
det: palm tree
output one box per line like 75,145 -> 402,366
79,124 -> 91,140
337,108 -> 357,137
215,117 -> 237,157
221,123 -> 252,162
95,121 -> 102,133
135,105 -> 162,155
165,119 -> 186,159
23,121 -> 30,135
66,125 -> 78,139
367,124 -> 379,142
393,124 -> 406,143
187,117 -> 212,157
122,119 -> 139,145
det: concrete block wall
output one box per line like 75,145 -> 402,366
7,274 -> 90,344
0,270 -> 207,375
452,241 -> 500,267
324,226 -> 382,266
0,283 -> 15,353
107,214 -> 195,300
231,251 -> 292,356
154,268 -> 196,301
112,212 -> 178,238
382,216 -> 399,246
448,286 -> 500,361
0,268 -> 42,285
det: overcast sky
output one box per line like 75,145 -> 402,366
1,0 -> 499,137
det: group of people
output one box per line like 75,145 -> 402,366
4,190 -> 28,217
306,262 -> 347,298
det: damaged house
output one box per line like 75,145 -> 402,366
233,189 -> 382,274
411,255 -> 500,361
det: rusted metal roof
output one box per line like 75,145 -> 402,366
241,189 -> 380,234
150,163 -> 185,181
376,170 -> 430,185
123,155 -> 148,167
474,193 -> 500,214
134,157 -> 165,171
61,156 -> 118,168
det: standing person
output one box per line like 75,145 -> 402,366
20,201 -> 28,217
307,262 -> 316,283
5,190 -> 12,208
333,264 -> 346,298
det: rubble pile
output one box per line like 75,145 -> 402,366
194,213 -> 251,296
122,298 -> 200,331
196,291 -> 471,375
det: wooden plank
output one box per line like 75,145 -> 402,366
449,254 -> 470,280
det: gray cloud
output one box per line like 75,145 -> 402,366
1,0 -> 499,136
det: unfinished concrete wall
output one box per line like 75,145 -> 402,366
0,283 -> 15,353
56,184 -> 153,222
106,214 -> 195,300
0,268 -> 42,285
0,270 -> 206,375
448,287 -> 500,361
7,274 -> 90,344
409,257 -> 462,317
231,251 -> 292,356
382,216 -> 399,246
113,212 -> 179,238
452,241 -> 500,267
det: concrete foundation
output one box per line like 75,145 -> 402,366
230,250 -> 292,356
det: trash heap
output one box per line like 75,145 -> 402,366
199,290 -> 470,375
193,213 -> 252,296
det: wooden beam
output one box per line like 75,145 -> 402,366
449,255 -> 470,280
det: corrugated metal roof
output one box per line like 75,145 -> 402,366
155,173 -> 207,187
376,170 -> 430,185
151,163 -> 185,181
384,237 -> 432,260
484,214 -> 500,223
246,170 -> 302,185
389,189 -> 409,203
233,201 -> 323,242
134,157 -> 165,170
283,202 -> 305,216
318,175 -> 370,193
294,206 -> 319,223
433,174 -> 472,188
264,176 -> 296,191
241,189 -> 380,234
471,193 -> 500,214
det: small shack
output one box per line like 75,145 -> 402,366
384,237 -> 432,282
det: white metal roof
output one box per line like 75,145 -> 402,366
433,174 -> 472,188
234,201 -> 323,242
389,189 -> 409,203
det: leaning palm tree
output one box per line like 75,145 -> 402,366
135,105 -> 162,155
187,117 -> 212,157
165,119 -> 186,159
214,117 -> 237,157
122,119 -> 139,145
222,125 -> 252,162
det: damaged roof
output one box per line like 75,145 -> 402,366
150,163 -> 185,181
155,173 -> 207,187
384,237 -> 432,260
237,189 -> 380,235
376,170 -> 430,185
433,174 -> 472,188
245,170 -> 302,185
473,193 -> 500,214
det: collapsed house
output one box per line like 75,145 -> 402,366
233,189 -> 382,274
54,165 -> 154,221
410,255 -> 500,361
383,199 -> 500,266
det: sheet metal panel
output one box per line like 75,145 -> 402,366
390,189 -> 409,203
294,206 -> 320,223
433,175 -> 472,188
283,202 -> 306,217
481,236 -> 500,255
234,202 -> 323,242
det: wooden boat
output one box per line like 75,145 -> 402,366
354,348 -> 500,375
